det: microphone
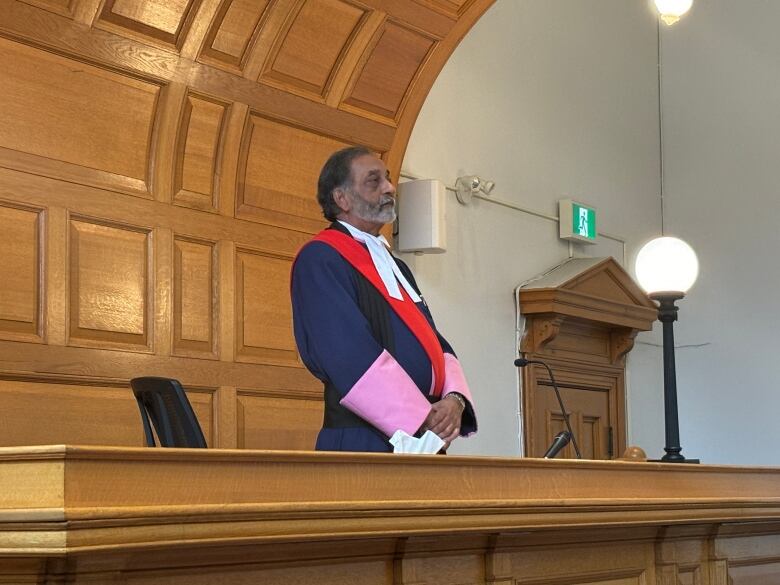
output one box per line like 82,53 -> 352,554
514,357 -> 582,459
543,431 -> 572,459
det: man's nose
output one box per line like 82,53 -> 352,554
383,178 -> 396,196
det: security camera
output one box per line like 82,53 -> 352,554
454,175 -> 496,204
480,180 -> 495,194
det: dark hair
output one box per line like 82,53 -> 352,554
317,146 -> 372,221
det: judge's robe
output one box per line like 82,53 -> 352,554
291,223 -> 477,452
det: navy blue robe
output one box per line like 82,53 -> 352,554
291,225 -> 476,452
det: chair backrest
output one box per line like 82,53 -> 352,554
130,377 -> 207,448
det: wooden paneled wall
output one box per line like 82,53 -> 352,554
0,0 -> 493,449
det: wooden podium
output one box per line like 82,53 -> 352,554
2,446 -> 780,584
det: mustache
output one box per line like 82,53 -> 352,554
379,196 -> 395,207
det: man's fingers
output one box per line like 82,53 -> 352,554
430,421 -> 448,435
436,426 -> 459,445
423,400 -> 462,439
420,408 -> 444,433
430,414 -> 454,433
423,419 -> 439,434
432,417 -> 459,434
432,420 -> 460,438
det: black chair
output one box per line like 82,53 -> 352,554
130,377 -> 207,448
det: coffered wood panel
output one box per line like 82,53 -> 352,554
261,0 -> 368,100
237,391 -> 321,449
17,0 -> 76,18
422,0 -> 474,18
0,202 -> 42,343
0,37 -> 160,198
97,0 -> 201,47
235,247 -> 297,365
173,236 -> 217,358
68,217 -> 152,351
237,114 -> 349,232
0,380 -> 143,446
343,20 -> 437,122
174,92 -> 228,211
0,380 -> 214,446
0,0 -> 495,450
200,0 -> 273,69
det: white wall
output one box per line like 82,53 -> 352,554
659,0 -> 780,465
399,0 -> 665,457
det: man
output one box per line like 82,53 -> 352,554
291,146 -> 476,452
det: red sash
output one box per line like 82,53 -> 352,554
312,229 -> 445,397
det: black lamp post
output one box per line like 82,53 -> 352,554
636,237 -> 699,464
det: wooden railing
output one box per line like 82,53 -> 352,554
2,446 -> 780,583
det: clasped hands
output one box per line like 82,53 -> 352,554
420,394 -> 464,447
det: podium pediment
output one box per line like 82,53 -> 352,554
556,257 -> 655,308
518,257 -> 657,331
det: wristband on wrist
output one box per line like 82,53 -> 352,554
445,392 -> 466,411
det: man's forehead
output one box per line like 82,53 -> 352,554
351,154 -> 387,176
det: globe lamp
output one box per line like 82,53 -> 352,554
654,0 -> 693,25
635,236 -> 699,463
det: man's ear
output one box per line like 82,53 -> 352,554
333,188 -> 351,213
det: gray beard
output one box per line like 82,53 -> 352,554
349,190 -> 396,224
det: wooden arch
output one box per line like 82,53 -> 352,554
0,0 -> 494,449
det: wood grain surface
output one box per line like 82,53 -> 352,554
0,0 -> 495,451
2,447 -> 780,583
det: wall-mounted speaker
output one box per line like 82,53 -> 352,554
396,179 -> 446,254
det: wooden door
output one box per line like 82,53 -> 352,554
533,377 -> 614,460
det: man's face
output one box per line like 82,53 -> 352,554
338,154 -> 396,233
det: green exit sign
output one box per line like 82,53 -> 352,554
559,199 -> 597,244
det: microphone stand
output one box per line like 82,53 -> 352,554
515,358 -> 582,459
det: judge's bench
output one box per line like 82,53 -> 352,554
2,445 -> 780,584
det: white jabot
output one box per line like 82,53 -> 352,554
337,221 -> 421,302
